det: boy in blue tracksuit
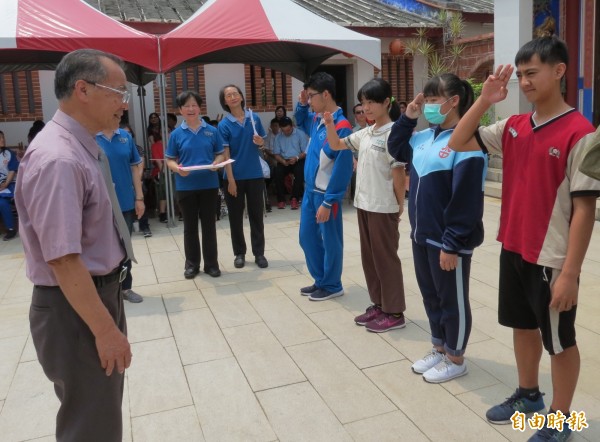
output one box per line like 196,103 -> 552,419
388,73 -> 487,384
295,72 -> 353,301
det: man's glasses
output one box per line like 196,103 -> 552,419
307,92 -> 322,100
85,80 -> 130,103
354,110 -> 364,115
225,92 -> 241,99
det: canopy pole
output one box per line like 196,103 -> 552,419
137,85 -> 150,167
157,72 -> 176,228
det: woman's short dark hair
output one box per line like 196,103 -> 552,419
219,85 -> 245,113
176,90 -> 202,108
357,78 -> 401,121
423,73 -> 475,118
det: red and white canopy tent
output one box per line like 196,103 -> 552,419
0,0 -> 159,83
152,0 -> 381,223
157,0 -> 381,80
1,0 -> 381,224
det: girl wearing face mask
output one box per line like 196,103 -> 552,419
387,73 -> 488,384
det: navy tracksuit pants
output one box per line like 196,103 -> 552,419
412,241 -> 472,357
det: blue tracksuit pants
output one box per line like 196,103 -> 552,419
299,191 -> 344,293
412,241 -> 472,357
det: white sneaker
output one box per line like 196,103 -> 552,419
422,355 -> 467,383
411,348 -> 444,374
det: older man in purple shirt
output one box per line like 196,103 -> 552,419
15,49 -> 132,442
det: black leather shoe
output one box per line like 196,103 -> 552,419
204,267 -> 221,278
184,267 -> 199,279
234,254 -> 245,268
255,255 -> 268,268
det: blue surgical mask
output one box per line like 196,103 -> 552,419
423,97 -> 453,125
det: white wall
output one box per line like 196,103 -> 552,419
463,21 -> 494,39
494,0 -> 533,119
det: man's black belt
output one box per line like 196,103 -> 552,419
34,265 -> 127,289
92,265 -> 128,288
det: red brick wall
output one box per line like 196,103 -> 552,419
244,65 -> 294,113
0,71 -> 44,123
446,33 -> 494,81
152,65 -> 207,115
375,54 -> 414,103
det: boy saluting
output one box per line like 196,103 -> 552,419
449,36 -> 599,441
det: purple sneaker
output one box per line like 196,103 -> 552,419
365,313 -> 406,333
354,305 -> 383,326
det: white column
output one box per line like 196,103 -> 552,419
494,0 -> 533,119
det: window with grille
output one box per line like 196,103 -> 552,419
244,65 -> 293,113
375,54 -> 414,104
153,65 -> 207,115
0,71 -> 43,123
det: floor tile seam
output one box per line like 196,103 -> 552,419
305,309 -> 407,364
240,285 -> 329,346
452,389 -> 512,442
341,408 -> 430,441
164,305 -> 209,315
296,376 -> 377,432
285,337 -> 401,419
20,434 -> 55,442
363,365 -> 497,440
251,379 -> 308,395
165,298 -> 235,368
127,402 -> 203,424
5,334 -> 31,400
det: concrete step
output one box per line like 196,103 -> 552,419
484,180 -> 502,199
488,155 -> 503,169
486,167 -> 503,183
484,180 -> 600,221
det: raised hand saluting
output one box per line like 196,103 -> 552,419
405,93 -> 425,119
480,64 -> 514,104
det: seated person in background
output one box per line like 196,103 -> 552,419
273,117 -> 308,210
0,130 -> 19,241
264,118 -> 280,165
275,105 -> 287,123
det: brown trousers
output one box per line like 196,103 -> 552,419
357,208 -> 406,314
30,281 -> 126,442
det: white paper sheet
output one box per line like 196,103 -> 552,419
178,159 -> 235,171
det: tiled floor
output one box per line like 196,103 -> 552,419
1,197 -> 599,441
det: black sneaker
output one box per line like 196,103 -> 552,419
486,389 -> 545,424
3,229 -> 17,241
143,229 -> 152,238
300,284 -> 318,296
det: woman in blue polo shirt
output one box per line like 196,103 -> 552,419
166,91 -> 225,279
217,85 -> 268,269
